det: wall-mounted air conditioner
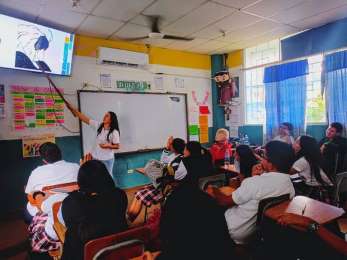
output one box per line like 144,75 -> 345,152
97,47 -> 149,68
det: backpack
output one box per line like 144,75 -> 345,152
144,160 -> 166,188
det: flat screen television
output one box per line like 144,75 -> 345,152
0,13 -> 74,76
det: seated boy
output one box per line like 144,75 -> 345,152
25,142 -> 79,219
211,140 -> 296,244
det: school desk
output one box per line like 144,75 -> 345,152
265,196 -> 345,224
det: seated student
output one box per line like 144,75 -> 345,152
211,141 -> 295,244
273,122 -> 295,145
210,128 -> 233,167
59,160 -> 128,260
319,122 -> 347,175
127,137 -> 186,222
278,213 -> 347,257
234,144 -> 260,179
158,159 -> 234,260
25,142 -> 79,220
290,135 -> 333,201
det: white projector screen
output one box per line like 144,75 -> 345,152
78,91 -> 188,154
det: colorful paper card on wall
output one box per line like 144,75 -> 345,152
199,115 -> 208,126
11,85 -> 65,130
0,84 -> 5,118
188,125 -> 199,135
199,105 -> 209,115
22,134 -> 55,158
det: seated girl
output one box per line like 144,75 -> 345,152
290,135 -> 333,201
59,160 -> 128,260
158,147 -> 233,260
209,128 -> 233,168
127,137 -> 186,222
234,144 -> 261,179
273,122 -> 295,145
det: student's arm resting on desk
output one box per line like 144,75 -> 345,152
278,213 -> 347,256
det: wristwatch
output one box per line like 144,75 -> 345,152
307,221 -> 320,233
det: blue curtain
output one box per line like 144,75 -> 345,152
324,50 -> 347,125
264,60 -> 308,141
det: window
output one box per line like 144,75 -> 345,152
244,40 -> 326,125
244,40 -> 280,124
306,55 -> 326,123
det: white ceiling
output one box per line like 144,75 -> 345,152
1,0 -> 347,54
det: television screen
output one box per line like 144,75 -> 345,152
0,14 -> 74,76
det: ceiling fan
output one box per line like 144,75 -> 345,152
120,16 -> 194,41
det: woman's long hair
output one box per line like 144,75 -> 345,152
97,111 -> 120,142
236,145 -> 258,178
78,160 -> 115,195
297,135 -> 330,186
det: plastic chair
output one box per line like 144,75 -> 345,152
84,226 -> 151,260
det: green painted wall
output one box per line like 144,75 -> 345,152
211,55 -> 226,139
237,124 -> 327,146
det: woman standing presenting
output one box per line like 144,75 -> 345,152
67,104 -> 120,176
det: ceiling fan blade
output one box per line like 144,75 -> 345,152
118,36 -> 149,41
163,35 -> 194,41
148,15 -> 161,33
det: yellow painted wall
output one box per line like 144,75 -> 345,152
74,34 -> 210,70
227,50 -> 243,68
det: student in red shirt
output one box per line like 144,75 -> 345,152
210,128 -> 233,167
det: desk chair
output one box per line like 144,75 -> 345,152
198,173 -> 227,191
84,226 -> 151,260
334,171 -> 347,206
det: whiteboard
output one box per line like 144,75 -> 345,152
78,91 -> 188,154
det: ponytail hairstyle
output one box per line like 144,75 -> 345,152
236,145 -> 258,178
97,111 -> 120,142
297,135 -> 330,186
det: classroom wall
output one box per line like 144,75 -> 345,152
0,42 -> 213,214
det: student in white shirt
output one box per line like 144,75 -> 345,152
273,122 -> 295,145
25,142 -> 79,218
210,140 -> 296,244
290,135 -> 332,200
67,104 -> 120,176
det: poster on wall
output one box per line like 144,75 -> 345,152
0,84 -> 5,118
11,85 -> 64,130
100,73 -> 112,89
22,133 -> 55,158
232,76 -> 240,98
191,90 -> 210,143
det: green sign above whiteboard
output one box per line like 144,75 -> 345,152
116,81 -> 151,92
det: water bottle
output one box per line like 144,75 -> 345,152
244,134 -> 249,145
224,149 -> 231,168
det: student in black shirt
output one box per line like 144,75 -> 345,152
158,145 -> 234,260
60,160 -> 128,260
319,122 -> 347,176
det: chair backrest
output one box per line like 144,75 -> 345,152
256,193 -> 290,226
334,172 -> 347,206
84,226 -> 151,260
198,174 -> 227,191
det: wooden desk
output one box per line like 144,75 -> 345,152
220,164 -> 238,173
265,196 -> 345,224
135,168 -> 145,175
43,182 -> 79,194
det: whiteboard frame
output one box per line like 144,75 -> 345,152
77,90 -> 189,156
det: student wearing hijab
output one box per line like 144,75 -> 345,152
59,160 -> 128,260
158,145 -> 234,260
